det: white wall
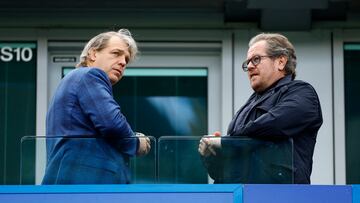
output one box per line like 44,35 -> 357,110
289,31 -> 333,184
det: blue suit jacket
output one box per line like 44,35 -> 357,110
42,67 -> 138,184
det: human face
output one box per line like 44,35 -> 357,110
89,36 -> 130,85
246,40 -> 286,93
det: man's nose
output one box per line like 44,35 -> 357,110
247,62 -> 256,71
118,56 -> 126,67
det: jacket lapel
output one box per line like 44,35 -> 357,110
227,93 -> 256,134
241,75 -> 293,125
227,75 -> 293,135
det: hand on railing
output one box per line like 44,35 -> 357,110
135,132 -> 151,156
198,131 -> 222,157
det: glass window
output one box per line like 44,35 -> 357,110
61,66 -> 75,78
114,68 -> 208,138
0,42 -> 37,184
344,43 -> 360,184
114,68 -> 208,183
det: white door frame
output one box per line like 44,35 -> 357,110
333,29 -> 360,184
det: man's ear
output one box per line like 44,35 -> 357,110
277,55 -> 288,71
88,48 -> 97,62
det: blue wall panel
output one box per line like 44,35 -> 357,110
244,184 -> 352,203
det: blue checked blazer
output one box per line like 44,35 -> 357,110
42,67 -> 138,184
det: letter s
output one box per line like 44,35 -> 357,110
1,47 -> 13,62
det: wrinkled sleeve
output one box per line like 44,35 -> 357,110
233,83 -> 322,138
77,68 -> 138,156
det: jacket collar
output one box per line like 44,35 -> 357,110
274,74 -> 293,89
257,74 -> 293,96
252,74 -> 293,105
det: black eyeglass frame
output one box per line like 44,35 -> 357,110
242,55 -> 275,72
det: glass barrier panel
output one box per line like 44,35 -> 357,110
20,136 -> 41,185
20,136 -> 156,185
21,135 -> 293,184
130,136 -> 156,184
158,136 -> 208,183
200,136 -> 294,184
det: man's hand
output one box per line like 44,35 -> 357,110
198,134 -> 221,157
136,132 -> 151,156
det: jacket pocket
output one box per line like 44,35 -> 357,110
76,155 -> 120,174
54,153 -> 120,184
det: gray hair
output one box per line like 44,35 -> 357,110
249,33 -> 297,79
77,29 -> 138,67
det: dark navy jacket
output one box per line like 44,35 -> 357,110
42,67 -> 138,184
206,75 -> 323,184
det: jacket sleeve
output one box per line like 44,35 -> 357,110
77,68 -> 138,156
233,83 -> 322,138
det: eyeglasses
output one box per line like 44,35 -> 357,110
242,55 -> 273,72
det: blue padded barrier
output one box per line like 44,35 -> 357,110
244,184 -> 352,203
1,184 -> 356,203
0,184 -> 242,203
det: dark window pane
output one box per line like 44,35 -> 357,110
114,68 -> 208,138
0,42 -> 36,184
344,44 -> 360,184
113,68 -> 208,183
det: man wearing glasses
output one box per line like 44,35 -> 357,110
199,33 -> 323,184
